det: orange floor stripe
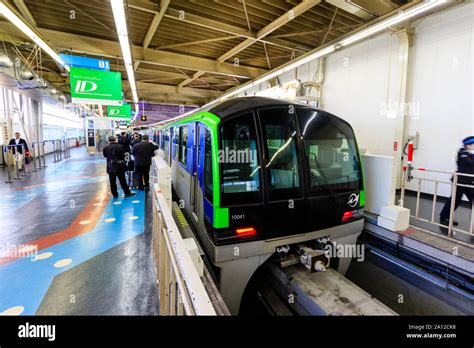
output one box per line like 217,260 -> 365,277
0,190 -> 111,265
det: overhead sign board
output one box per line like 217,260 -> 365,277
108,104 -> 131,120
70,67 -> 123,105
60,54 -> 110,71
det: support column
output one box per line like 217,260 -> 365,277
393,28 -> 413,191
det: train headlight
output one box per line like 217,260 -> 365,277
235,227 -> 257,237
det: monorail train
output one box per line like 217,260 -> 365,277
149,97 -> 365,314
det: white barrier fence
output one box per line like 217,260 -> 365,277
401,167 -> 474,238
151,158 -> 217,315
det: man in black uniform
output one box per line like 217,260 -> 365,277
132,134 -> 158,190
440,136 -> 474,225
130,132 -> 141,146
103,136 -> 136,198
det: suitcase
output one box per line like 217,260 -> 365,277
130,170 -> 142,189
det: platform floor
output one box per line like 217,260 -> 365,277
0,147 -> 159,315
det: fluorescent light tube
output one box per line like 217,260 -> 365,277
340,0 -> 445,46
110,0 -> 138,104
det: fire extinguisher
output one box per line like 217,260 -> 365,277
76,139 -> 80,147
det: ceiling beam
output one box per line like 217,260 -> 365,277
0,23 -> 267,79
130,91 -> 207,106
111,64 -> 189,79
141,47 -> 265,79
127,1 -> 255,39
143,0 -> 170,49
13,0 -> 36,27
178,70 -> 205,88
156,35 -> 240,50
128,2 -> 306,52
216,0 -> 321,63
122,81 -> 223,98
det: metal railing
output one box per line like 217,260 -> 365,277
31,141 -> 47,170
3,138 -> 79,183
400,167 -> 474,238
3,144 -> 29,183
151,160 -> 216,315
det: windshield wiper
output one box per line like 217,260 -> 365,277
309,168 -> 346,205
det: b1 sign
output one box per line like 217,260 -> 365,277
60,54 -> 110,71
108,104 -> 131,120
70,67 -> 123,105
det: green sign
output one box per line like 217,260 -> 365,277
108,104 -> 131,120
70,67 -> 122,105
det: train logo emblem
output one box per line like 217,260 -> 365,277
347,193 -> 359,208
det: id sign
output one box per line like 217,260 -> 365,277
70,67 -> 123,105
108,104 -> 131,120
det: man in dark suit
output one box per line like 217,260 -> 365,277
8,132 -> 29,154
103,135 -> 136,198
132,134 -> 159,191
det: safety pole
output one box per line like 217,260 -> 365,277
51,141 -> 56,162
41,141 -> 47,168
400,167 -> 406,207
20,144 -> 29,177
448,173 -> 458,237
57,140 -> 61,161
4,147 -> 13,183
14,150 -> 21,180
406,139 -> 414,183
53,140 -> 58,162
31,142 -> 38,172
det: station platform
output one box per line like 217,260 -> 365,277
0,147 -> 159,315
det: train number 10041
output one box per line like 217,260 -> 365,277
231,214 -> 245,220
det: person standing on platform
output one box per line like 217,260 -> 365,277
132,134 -> 158,191
440,136 -> 474,226
130,133 -> 141,147
8,132 -> 29,154
103,136 -> 136,198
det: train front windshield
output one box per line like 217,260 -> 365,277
218,106 -> 362,207
296,107 -> 362,194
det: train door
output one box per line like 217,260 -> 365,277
256,107 -> 306,238
191,124 -> 203,221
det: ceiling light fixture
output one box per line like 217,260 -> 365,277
110,0 -> 139,105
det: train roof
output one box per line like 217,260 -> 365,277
208,96 -> 305,119
151,96 -> 349,130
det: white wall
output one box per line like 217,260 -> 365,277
323,32 -> 401,157
404,2 -> 474,196
241,2 -> 473,199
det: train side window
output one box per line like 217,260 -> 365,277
163,129 -> 170,154
219,113 -> 262,206
179,126 -> 188,165
173,128 -> 179,159
204,128 -> 213,202
258,107 -> 303,201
